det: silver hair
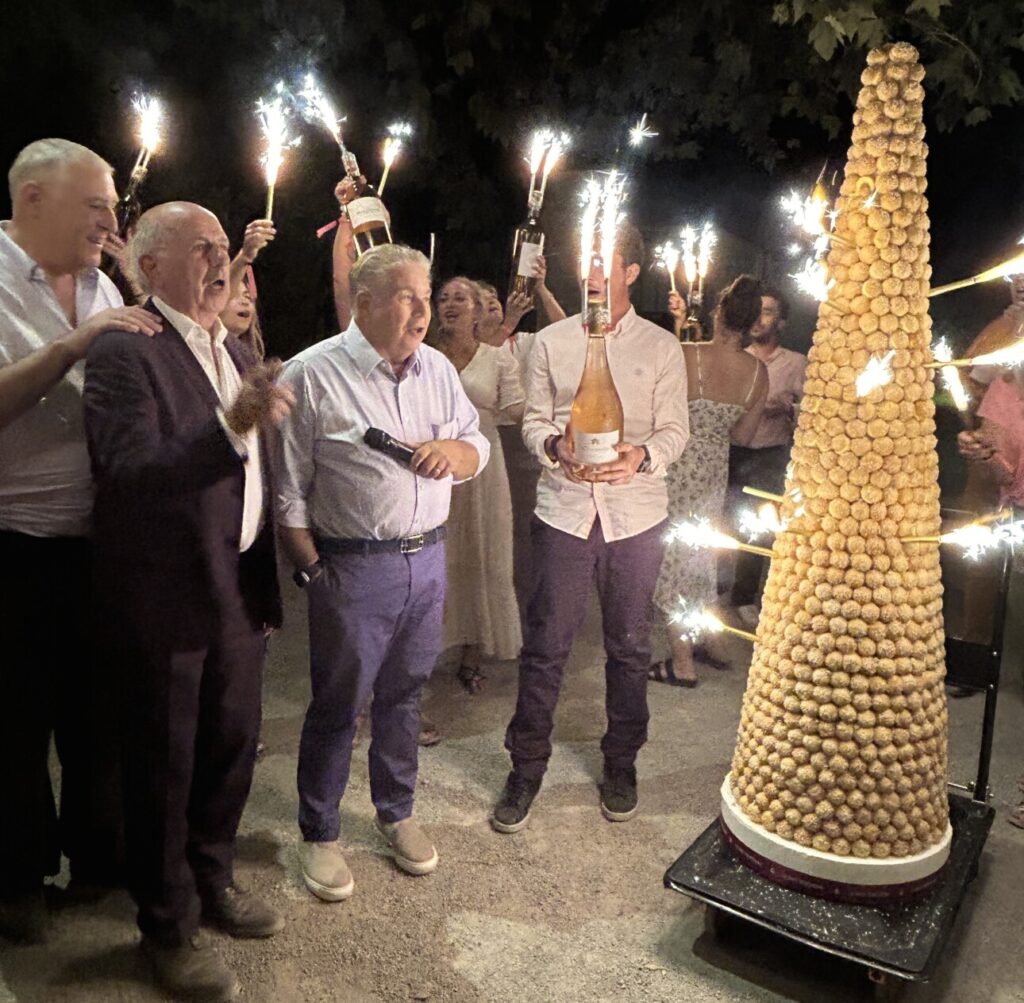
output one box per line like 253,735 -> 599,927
8,138 -> 112,204
123,209 -> 171,296
349,243 -> 431,300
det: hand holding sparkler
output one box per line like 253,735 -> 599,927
240,220 -> 276,264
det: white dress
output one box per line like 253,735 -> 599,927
442,344 -> 524,659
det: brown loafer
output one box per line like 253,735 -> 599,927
141,932 -> 240,1002
201,883 -> 284,938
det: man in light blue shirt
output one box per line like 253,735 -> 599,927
276,243 -> 488,900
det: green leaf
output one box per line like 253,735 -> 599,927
906,0 -> 951,18
809,19 -> 840,60
963,106 -> 992,126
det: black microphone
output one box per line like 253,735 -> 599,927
364,427 -> 416,467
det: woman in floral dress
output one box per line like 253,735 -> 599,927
651,276 -> 768,686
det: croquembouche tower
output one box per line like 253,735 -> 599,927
723,41 -> 952,901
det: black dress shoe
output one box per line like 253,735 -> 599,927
201,883 -> 284,939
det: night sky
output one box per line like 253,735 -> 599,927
3,1 -> 1023,383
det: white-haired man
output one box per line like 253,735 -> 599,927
0,138 -> 162,942
276,243 -> 488,900
85,201 -> 292,1003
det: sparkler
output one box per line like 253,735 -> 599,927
670,600 -> 758,644
738,502 -> 788,540
902,520 -> 1024,559
666,518 -> 775,559
655,242 -> 681,294
578,177 -> 602,285
526,129 -> 553,202
680,226 -> 698,298
932,338 -> 972,414
791,258 -> 833,301
741,486 -> 786,504
628,113 -> 658,147
379,121 -> 413,197
538,132 -> 569,202
696,223 -> 716,302
599,170 -> 627,311
924,337 -> 1024,370
256,90 -> 299,222
299,74 -> 344,151
930,239 -> 1024,298
121,93 -> 164,212
855,350 -> 896,397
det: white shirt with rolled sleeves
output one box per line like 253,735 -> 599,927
0,221 -> 123,537
522,306 -> 689,542
275,321 -> 490,541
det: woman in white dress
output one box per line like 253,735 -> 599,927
435,277 -> 525,691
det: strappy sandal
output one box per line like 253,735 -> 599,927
457,663 -> 486,694
418,718 -> 441,747
648,659 -> 698,688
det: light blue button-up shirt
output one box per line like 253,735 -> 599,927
275,322 -> 489,540
0,222 -> 123,536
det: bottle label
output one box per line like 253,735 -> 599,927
516,240 -> 544,278
347,197 -> 390,234
573,429 -> 620,466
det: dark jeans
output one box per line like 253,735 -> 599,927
505,517 -> 666,782
727,444 -> 789,607
0,530 -> 122,896
297,542 -> 446,840
498,424 -> 541,629
112,582 -> 265,945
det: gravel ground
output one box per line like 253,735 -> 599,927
3,585 -> 1024,1002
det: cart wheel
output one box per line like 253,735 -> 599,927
868,968 -> 904,1002
703,904 -> 733,939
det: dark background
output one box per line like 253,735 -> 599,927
3,0 -> 1023,405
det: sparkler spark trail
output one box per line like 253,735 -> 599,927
780,189 -> 830,239
256,91 -> 299,221
299,74 -> 344,148
132,94 -> 163,168
526,129 -> 554,200
738,502 -> 787,540
539,132 -> 569,200
670,599 -> 758,644
696,223 -> 716,297
855,350 -> 896,397
931,237 -> 1024,297
628,113 -> 658,147
903,520 -> 1024,559
680,226 -> 698,288
791,258 -> 833,301
666,518 -> 775,558
599,170 -> 627,309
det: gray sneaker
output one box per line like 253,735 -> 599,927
375,816 -> 439,875
298,841 -> 355,901
141,933 -> 240,1002
491,772 -> 541,834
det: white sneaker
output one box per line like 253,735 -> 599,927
298,841 -> 355,901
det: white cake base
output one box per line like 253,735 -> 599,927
720,777 -> 951,891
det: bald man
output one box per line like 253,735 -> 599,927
0,138 -> 163,942
84,202 -> 293,1003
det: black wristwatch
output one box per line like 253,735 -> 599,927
292,560 -> 323,589
637,445 -> 652,474
544,434 -> 562,464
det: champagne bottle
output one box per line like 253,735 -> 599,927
570,293 -> 624,476
342,150 -> 392,256
508,190 -> 545,299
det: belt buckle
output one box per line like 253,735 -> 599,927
401,534 -> 425,554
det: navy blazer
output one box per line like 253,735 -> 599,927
83,303 -> 282,639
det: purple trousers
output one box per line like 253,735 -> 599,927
298,542 -> 446,840
505,517 -> 666,782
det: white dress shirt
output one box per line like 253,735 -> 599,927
0,222 -> 123,537
151,297 -> 264,552
275,321 -> 490,540
523,307 -> 689,542
744,344 -> 807,449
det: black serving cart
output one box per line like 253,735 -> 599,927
664,514 -> 1012,1000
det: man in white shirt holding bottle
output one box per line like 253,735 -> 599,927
492,223 -> 688,832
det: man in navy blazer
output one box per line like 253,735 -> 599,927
84,202 -> 292,1003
